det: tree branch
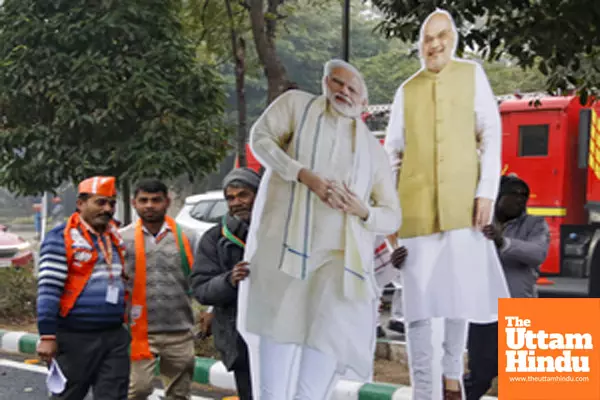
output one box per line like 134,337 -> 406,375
196,0 -> 211,43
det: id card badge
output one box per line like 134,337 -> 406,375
105,285 -> 119,304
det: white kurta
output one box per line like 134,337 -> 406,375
384,62 -> 510,324
238,90 -> 401,379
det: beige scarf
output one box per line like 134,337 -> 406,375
278,95 -> 376,300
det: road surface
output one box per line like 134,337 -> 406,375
0,352 -> 223,400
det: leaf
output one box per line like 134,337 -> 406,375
0,0 -> 230,195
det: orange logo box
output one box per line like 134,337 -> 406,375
498,298 -> 600,400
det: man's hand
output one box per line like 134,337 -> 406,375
473,197 -> 493,230
329,183 -> 369,220
230,261 -> 250,287
197,310 -> 214,338
482,224 -> 504,249
391,246 -> 408,269
386,234 -> 399,250
37,338 -> 57,363
298,169 -> 333,205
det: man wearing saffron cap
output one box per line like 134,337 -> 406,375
121,178 -> 197,400
237,59 -> 401,399
36,176 -> 130,399
384,8 -> 510,400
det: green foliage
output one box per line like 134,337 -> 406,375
0,0 -> 231,195
0,267 -> 36,323
220,0 -> 545,117
371,0 -> 600,100
183,0 -> 252,66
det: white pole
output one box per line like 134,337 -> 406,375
40,191 -> 48,242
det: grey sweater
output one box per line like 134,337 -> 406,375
121,222 -> 196,334
498,213 -> 550,298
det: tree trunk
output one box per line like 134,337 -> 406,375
249,0 -> 289,104
121,180 -> 131,225
225,0 -> 248,167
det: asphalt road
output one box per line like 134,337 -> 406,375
0,353 -> 223,400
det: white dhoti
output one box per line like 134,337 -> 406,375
251,252 -> 380,399
401,228 -> 509,323
401,229 -> 509,399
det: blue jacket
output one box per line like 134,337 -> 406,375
36,223 -> 126,335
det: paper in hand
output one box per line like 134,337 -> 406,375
46,359 -> 67,394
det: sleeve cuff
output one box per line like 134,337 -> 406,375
38,321 -> 58,337
360,206 -> 376,229
224,271 -> 235,288
288,159 -> 305,183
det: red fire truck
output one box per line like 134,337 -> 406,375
239,93 -> 600,297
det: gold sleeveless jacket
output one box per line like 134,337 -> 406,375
397,60 -> 479,238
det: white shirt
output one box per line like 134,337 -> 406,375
384,61 -> 502,201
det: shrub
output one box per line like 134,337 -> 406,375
195,335 -> 220,359
0,267 -> 37,323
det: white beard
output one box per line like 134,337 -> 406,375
325,89 -> 362,119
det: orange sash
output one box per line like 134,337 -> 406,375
60,213 -> 125,317
130,216 -> 194,361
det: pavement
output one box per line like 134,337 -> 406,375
0,329 -> 415,400
0,352 -> 220,399
0,328 -> 500,400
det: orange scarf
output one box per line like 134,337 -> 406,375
61,213 -> 125,317
130,216 -> 194,361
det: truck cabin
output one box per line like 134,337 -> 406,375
499,96 -> 586,278
499,96 -> 600,287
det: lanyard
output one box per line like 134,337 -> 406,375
96,234 -> 114,281
79,219 -> 115,281
221,216 -> 245,248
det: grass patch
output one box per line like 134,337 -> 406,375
194,335 -> 220,359
0,267 -> 37,324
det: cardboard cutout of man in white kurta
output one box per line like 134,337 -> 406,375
236,59 -> 401,400
384,9 -> 511,400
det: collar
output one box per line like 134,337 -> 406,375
141,221 -> 170,238
421,60 -> 457,80
497,211 -> 528,227
223,214 -> 249,241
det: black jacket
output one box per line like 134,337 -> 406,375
191,215 -> 249,371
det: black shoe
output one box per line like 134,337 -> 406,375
376,326 -> 386,338
387,320 -> 405,334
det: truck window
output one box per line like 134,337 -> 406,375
519,124 -> 549,156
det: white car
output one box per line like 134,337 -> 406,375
175,190 -> 228,242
